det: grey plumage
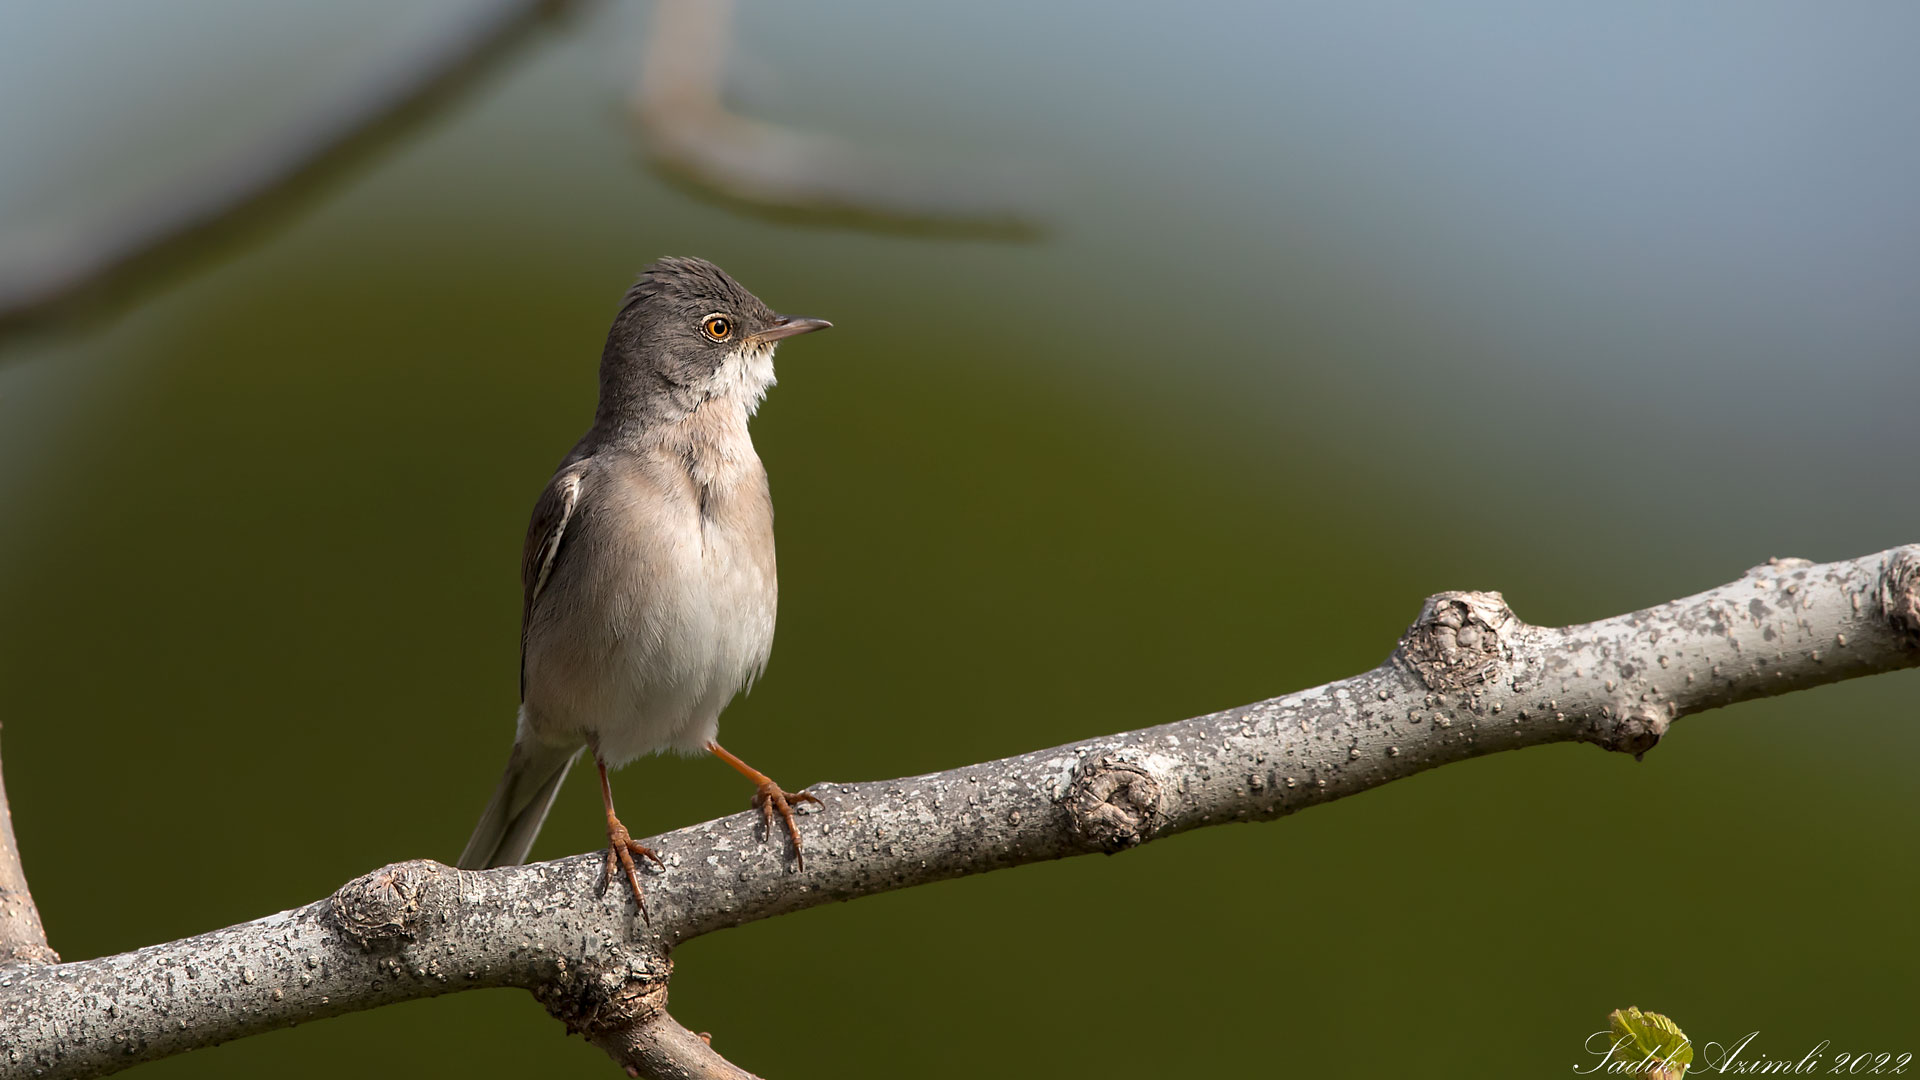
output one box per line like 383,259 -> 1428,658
458,257 -> 829,880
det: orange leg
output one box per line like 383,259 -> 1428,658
596,757 -> 664,922
707,741 -> 820,868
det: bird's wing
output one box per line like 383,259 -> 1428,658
520,464 -> 586,699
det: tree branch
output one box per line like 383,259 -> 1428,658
0,0 -> 572,335
633,0 -> 1043,236
0,725 -> 58,967
3,546 -> 1915,1079
0,0 -> 1043,340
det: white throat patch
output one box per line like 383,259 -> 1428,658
713,342 -> 778,414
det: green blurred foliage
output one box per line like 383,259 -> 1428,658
1,3 -> 1915,1077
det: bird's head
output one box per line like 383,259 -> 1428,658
599,257 -> 831,424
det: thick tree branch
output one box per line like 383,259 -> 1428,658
0,726 -> 58,967
3,546 -> 1915,1079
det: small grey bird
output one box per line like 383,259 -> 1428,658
457,257 -> 830,912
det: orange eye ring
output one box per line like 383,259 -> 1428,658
702,315 -> 733,342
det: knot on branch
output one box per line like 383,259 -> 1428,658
1880,548 -> 1920,646
1400,591 -> 1518,690
570,970 -> 763,1080
535,952 -> 670,1040
1602,710 -> 1671,760
1066,756 -> 1164,852
330,860 -> 442,951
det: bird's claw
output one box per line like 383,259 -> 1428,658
751,782 -> 820,868
598,814 -> 664,923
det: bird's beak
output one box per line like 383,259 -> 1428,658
752,315 -> 832,343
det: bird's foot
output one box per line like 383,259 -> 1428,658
598,814 -> 665,922
751,782 -> 822,868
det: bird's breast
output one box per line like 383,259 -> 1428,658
610,449 -> 777,680
519,442 -> 776,761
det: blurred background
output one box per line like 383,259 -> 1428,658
2,1 -> 1916,1075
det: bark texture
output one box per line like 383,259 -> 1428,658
0,730 -> 58,967
2,546 -> 1915,1079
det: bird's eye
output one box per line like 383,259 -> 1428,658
702,315 -> 733,342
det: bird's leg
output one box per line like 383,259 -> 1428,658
595,756 -> 664,922
706,741 -> 820,868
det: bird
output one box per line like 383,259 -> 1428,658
457,256 -> 831,916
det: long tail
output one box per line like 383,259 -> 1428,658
457,736 -> 582,869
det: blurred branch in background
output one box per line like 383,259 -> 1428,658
0,728 -> 59,966
633,0 -> 1043,236
0,0 -> 1040,340
4,546 -> 1915,1079
0,0 -> 574,336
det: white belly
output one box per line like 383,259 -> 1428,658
602,515 -> 776,762
519,454 -> 777,767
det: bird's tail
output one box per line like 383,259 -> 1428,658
457,734 -> 582,869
